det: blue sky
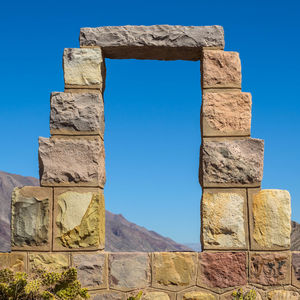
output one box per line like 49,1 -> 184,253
0,0 -> 299,244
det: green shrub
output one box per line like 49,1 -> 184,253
127,291 -> 143,300
0,268 -> 89,300
232,288 -> 256,300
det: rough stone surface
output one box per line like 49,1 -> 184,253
80,25 -> 224,60
267,290 -> 299,299
249,252 -> 291,286
73,253 -> 107,288
109,253 -> 150,291
11,186 -> 52,250
63,48 -> 105,90
292,252 -> 300,288
201,190 -> 247,249
152,252 -> 197,291
200,138 -> 264,187
220,287 -> 263,300
50,92 -> 104,137
91,292 -> 124,300
201,50 -> 241,89
142,292 -> 170,300
29,253 -> 70,272
54,189 -> 105,250
182,291 -> 216,300
250,189 -> 291,250
0,253 -> 27,272
201,92 -> 252,137
39,136 -> 105,187
197,252 -> 247,289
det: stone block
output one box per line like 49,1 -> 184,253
292,252 -> 300,288
201,189 -> 248,250
201,92 -> 252,137
220,287 -> 263,300
152,252 -> 197,291
80,25 -> 225,60
50,92 -> 104,138
0,253 -> 27,272
249,252 -> 291,286
197,252 -> 247,290
108,252 -> 150,291
63,48 -> 105,91
39,136 -> 105,187
267,290 -> 299,299
11,186 -> 52,251
249,189 -> 291,250
53,188 -> 105,251
141,292 -> 170,300
90,291 -> 125,300
177,288 -> 217,300
29,253 -> 70,273
72,252 -> 107,289
199,138 -> 264,188
201,50 -> 241,89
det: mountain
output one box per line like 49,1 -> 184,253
0,171 -> 191,252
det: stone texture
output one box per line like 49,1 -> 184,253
201,189 -> 247,250
0,253 -> 27,272
72,253 -> 107,288
142,292 -> 170,300
201,50 -> 241,89
50,92 -> 104,138
39,136 -> 105,187
91,292 -> 125,300
199,138 -> 264,187
54,188 -> 105,250
29,253 -> 70,272
11,186 -> 52,251
80,25 -> 224,60
201,92 -> 252,137
63,48 -> 105,91
108,253 -> 150,291
267,290 -> 299,299
182,291 -> 216,300
220,287 -> 263,300
292,252 -> 300,288
249,189 -> 291,250
197,252 -> 247,289
152,252 -> 197,291
249,252 -> 291,286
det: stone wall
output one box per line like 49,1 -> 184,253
2,25 -> 299,299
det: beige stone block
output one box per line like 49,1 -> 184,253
53,188 -> 105,251
152,252 -> 197,291
201,92 -> 252,137
0,253 -> 27,272
90,291 -> 126,300
267,290 -> 299,299
29,253 -> 70,273
11,186 -> 52,251
220,286 -> 263,300
201,188 -> 248,250
63,48 -> 105,92
39,136 -> 105,187
177,287 -> 217,300
248,189 -> 291,250
126,289 -> 175,300
201,50 -> 241,89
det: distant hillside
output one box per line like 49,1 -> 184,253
0,171 -> 191,252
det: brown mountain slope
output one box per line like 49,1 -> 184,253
0,171 -> 191,252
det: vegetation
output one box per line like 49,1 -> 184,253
232,288 -> 256,300
127,291 -> 143,300
0,268 -> 89,300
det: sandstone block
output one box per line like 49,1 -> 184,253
141,292 -> 170,300
109,253 -> 150,291
91,292 -> 125,300
199,138 -> 264,187
292,252 -> 300,288
50,92 -> 104,138
11,186 -> 52,251
53,188 -> 105,250
182,291 -> 216,300
249,189 -> 291,250
39,136 -> 105,187
29,253 -> 70,273
267,290 -> 299,299
72,252 -> 107,289
220,287 -> 263,300
152,252 -> 197,291
80,25 -> 224,60
201,50 -> 241,89
0,253 -> 27,272
249,252 -> 291,286
201,92 -> 252,137
63,48 -> 105,91
197,252 -> 247,289
201,189 -> 248,250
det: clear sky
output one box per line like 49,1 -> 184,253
0,0 -> 299,244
